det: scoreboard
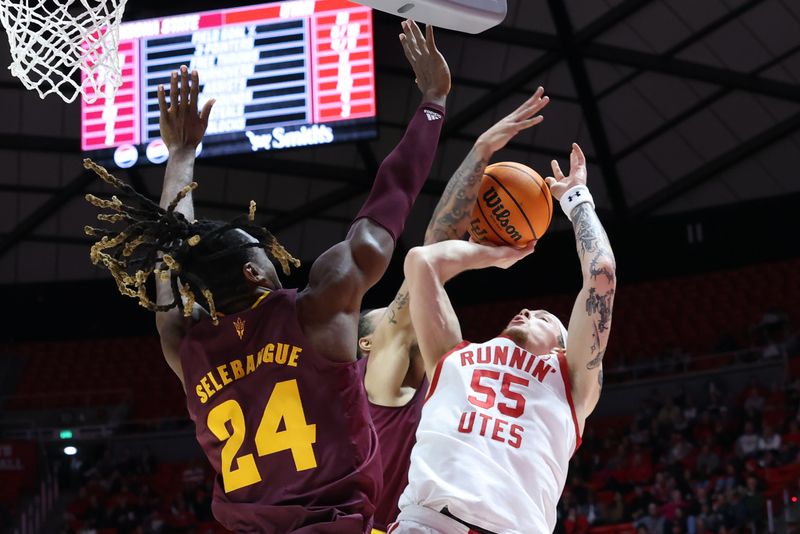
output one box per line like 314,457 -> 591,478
81,0 -> 377,168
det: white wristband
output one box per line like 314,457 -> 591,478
559,185 -> 595,221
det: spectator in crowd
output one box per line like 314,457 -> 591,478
682,393 -> 698,422
564,506 -> 590,534
181,461 -> 205,493
695,441 -> 720,477
605,492 -> 626,524
658,396 -> 682,429
636,503 -> 666,534
736,422 -> 759,458
606,443 -> 628,471
758,423 -> 781,452
629,485 -> 654,521
743,387 -> 765,413
661,489 -> 685,522
757,308 -> 790,359
668,432 -> 692,464
740,476 -> 765,531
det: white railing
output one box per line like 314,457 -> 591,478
13,468 -> 57,534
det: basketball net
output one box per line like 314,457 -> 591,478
0,0 -> 128,104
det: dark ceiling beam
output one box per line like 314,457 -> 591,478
547,0 -> 628,218
585,43 -> 800,103
596,0 -> 763,100
0,169 -> 95,260
615,42 -> 800,161
466,15 -> 800,105
440,0 -> 655,139
632,110 -> 800,217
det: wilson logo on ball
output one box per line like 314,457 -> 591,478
478,186 -> 523,242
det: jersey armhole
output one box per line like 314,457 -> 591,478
424,340 -> 470,403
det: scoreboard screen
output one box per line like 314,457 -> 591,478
81,0 -> 377,168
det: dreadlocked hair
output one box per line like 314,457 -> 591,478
83,159 -> 301,325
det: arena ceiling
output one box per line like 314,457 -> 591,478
0,0 -> 798,284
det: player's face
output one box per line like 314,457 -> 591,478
504,309 -> 562,352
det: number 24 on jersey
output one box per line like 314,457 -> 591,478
207,379 -> 316,493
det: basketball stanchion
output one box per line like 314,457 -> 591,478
350,0 -> 507,34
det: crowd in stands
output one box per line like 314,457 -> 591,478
554,312 -> 799,534
11,257 -> 794,532
58,446 -> 223,534
605,308 -> 800,383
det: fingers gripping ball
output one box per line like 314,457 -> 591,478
468,162 -> 553,246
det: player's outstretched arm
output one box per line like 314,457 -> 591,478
546,143 -> 617,427
425,87 -> 550,243
154,66 -> 215,384
364,89 -> 551,404
298,21 -> 450,363
405,240 -> 535,378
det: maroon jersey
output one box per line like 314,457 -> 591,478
357,357 -> 427,531
180,289 -> 381,533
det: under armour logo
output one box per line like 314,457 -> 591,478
568,191 -> 582,202
424,110 -> 442,122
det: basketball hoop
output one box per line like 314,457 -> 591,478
0,0 -> 128,104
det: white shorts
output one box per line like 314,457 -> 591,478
388,505 -> 473,534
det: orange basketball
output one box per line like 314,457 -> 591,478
468,162 -> 552,246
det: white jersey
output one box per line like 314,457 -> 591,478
398,336 -> 581,533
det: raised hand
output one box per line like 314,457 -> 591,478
476,87 -> 550,155
545,143 -> 588,201
157,65 -> 216,153
399,20 -> 451,104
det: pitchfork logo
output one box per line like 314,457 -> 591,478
234,317 -> 245,340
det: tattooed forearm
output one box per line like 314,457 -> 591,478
572,201 -> 616,379
572,203 -> 616,282
571,203 -> 601,257
387,291 -> 409,325
425,147 -> 488,244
